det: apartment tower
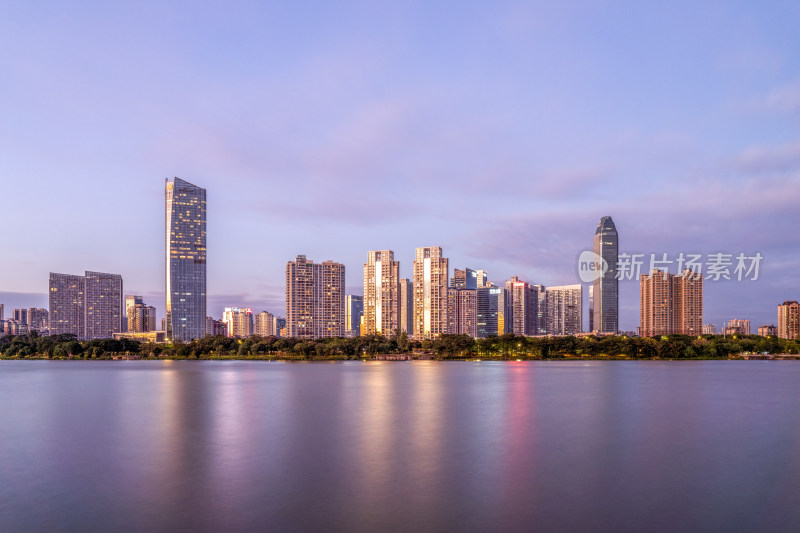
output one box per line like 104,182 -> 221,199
363,250 -> 400,335
412,246 -> 449,340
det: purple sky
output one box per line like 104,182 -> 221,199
2,1 -> 799,331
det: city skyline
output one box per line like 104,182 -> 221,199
2,3 -> 799,330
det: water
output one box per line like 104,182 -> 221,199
1,360 -> 799,532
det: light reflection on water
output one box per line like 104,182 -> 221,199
2,360 -> 800,532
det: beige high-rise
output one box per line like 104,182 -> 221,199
640,269 -> 703,337
363,250 -> 400,335
412,246 -> 448,340
778,301 -> 800,340
285,255 -> 346,339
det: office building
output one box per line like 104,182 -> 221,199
345,295 -> 363,337
477,284 -> 501,338
13,308 -> 28,324
758,325 -> 777,337
165,177 -> 207,342
504,276 -> 540,336
399,279 -> 413,335
49,271 -> 123,340
255,311 -> 276,336
640,269 -> 703,337
593,216 -> 619,333
285,255 -> 346,339
205,317 -> 228,337
412,246 -> 449,340
363,250 -> 400,335
778,301 -> 800,340
545,284 -> 583,335
725,319 -> 751,336
223,307 -> 254,337
128,303 -> 157,333
447,288 -> 478,337
28,308 -> 49,333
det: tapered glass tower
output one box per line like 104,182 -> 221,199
165,177 -> 207,341
592,216 -> 618,333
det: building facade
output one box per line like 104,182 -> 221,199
223,307 -> 254,337
205,317 -> 228,337
640,269 -> 703,337
285,255 -> 346,339
725,319 -> 751,336
447,288 -> 478,337
399,279 -> 413,335
758,325 -> 777,337
593,216 -> 619,333
412,246 -> 449,340
504,276 -> 540,336
702,324 -> 717,335
476,284 -> 500,338
165,177 -> 207,342
128,303 -> 157,333
363,250 -> 399,335
345,295 -> 363,337
778,301 -> 800,340
255,311 -> 276,336
49,271 -> 123,340
545,284 -> 583,335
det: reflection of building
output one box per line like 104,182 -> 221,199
399,279 -> 413,335
223,307 -> 254,337
593,216 -> 619,333
447,288 -> 477,337
778,301 -> 800,340
345,296 -> 363,337
702,324 -> 717,335
50,271 -> 123,340
285,255 -> 346,339
165,177 -> 207,342
725,319 -> 751,336
640,269 -> 703,337
363,250 -> 399,335
412,246 -> 449,340
477,284 -> 500,338
758,325 -> 776,337
545,284 -> 582,335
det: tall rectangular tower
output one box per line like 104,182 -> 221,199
317,260 -> 346,338
545,284 -> 583,335
49,273 -> 86,338
399,279 -> 413,335
593,216 -> 618,333
84,271 -> 123,340
285,255 -> 345,339
165,177 -> 207,342
412,246 -> 448,340
363,250 -> 400,335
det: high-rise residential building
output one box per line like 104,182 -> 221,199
477,284 -> 501,338
504,276 -> 540,336
205,317 -> 228,337
412,246 -> 449,340
125,295 -> 144,330
28,308 -> 49,333
725,319 -> 751,336
702,324 -> 717,335
497,286 -> 511,335
593,216 -> 618,333
475,270 -> 489,288
49,271 -> 123,340
778,301 -> 800,340
533,284 -> 547,335
545,285 -> 583,335
451,268 -> 480,290
3,320 -> 28,336
363,250 -> 400,335
0,303 -> 4,321
255,311 -> 276,336
285,255 -> 346,339
13,308 -> 28,324
84,271 -> 124,341
128,303 -> 157,333
223,307 -> 254,337
399,279 -> 413,335
165,177 -> 207,342
447,288 -> 478,337
345,295 -> 363,337
640,269 -> 703,337
49,273 -> 86,338
758,325 -> 777,337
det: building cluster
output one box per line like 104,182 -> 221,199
3,180 -> 798,344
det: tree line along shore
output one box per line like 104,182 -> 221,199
1,331 -> 799,360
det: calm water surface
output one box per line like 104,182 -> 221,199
2,360 -> 799,532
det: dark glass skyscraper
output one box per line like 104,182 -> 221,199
593,216 -> 618,333
165,177 -> 207,341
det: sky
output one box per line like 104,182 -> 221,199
1,0 -> 799,331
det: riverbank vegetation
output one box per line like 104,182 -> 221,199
1,331 -> 799,360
